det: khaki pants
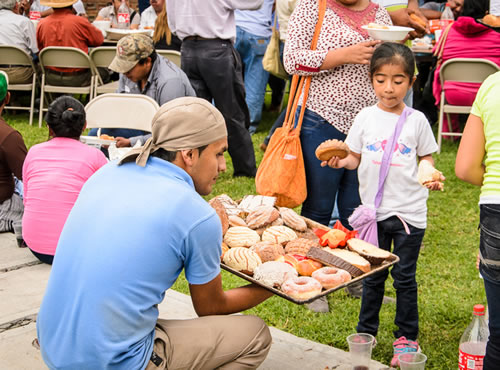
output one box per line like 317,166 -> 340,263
145,315 -> 271,370
1,66 -> 33,84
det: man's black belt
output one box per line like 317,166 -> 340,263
184,36 -> 229,42
46,69 -> 89,76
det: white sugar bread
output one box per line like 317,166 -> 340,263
223,247 -> 262,275
261,225 -> 298,245
253,261 -> 298,288
223,226 -> 261,248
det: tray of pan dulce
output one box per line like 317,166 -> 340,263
209,194 -> 399,305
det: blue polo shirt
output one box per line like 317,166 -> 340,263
37,157 -> 222,370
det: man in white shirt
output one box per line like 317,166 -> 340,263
139,0 -> 164,29
0,0 -> 38,84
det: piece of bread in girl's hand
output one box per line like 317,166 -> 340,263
315,139 -> 350,161
410,13 -> 427,28
417,160 -> 444,190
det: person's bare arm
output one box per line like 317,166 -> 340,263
320,41 -> 380,70
455,114 -> 486,186
41,8 -> 53,17
189,274 -> 273,316
321,151 -> 361,170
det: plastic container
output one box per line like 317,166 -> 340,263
458,304 -> 489,370
117,0 -> 130,29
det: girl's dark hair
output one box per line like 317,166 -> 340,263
369,42 -> 415,81
462,0 -> 489,19
45,96 -> 86,138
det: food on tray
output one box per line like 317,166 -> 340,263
281,276 -> 323,300
223,226 -> 261,248
245,206 -> 280,229
250,241 -> 285,263
223,247 -> 262,275
99,134 -> 115,140
209,198 -> 229,236
483,14 -> 500,27
211,194 -> 242,216
228,214 -> 247,227
347,238 -> 392,265
296,228 -> 320,242
296,258 -> 323,276
307,247 -> 371,277
221,242 -> 229,261
312,266 -> 351,290
366,22 -> 390,30
254,218 -> 283,236
279,207 -> 308,232
315,139 -> 350,161
276,254 -> 300,270
417,160 -> 444,190
319,228 -> 347,248
285,238 -> 319,256
261,225 -> 298,245
410,13 -> 427,28
238,195 -> 276,212
253,261 -> 298,288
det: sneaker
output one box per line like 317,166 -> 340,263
305,296 -> 329,313
390,336 -> 420,367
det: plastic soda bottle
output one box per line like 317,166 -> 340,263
117,0 -> 130,29
440,3 -> 454,29
458,304 -> 489,370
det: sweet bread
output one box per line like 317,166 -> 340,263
223,226 -> 261,248
250,241 -> 285,263
228,215 -> 247,227
417,160 -> 444,190
238,195 -> 276,212
315,139 -> 350,161
347,238 -> 392,265
306,247 -> 370,277
279,207 -> 307,232
285,238 -> 319,256
223,247 -> 262,275
483,14 -> 500,27
261,225 -> 298,245
245,206 -> 280,230
210,194 -> 242,216
209,198 -> 229,236
367,22 -> 390,30
253,261 -> 298,288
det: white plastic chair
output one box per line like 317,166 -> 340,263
89,46 -> 119,96
38,46 -> 96,127
0,45 -> 38,126
437,58 -> 500,153
156,50 -> 181,68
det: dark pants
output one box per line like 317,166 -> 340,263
479,204 -> 500,369
357,216 -> 425,340
181,38 -> 256,177
29,247 -> 54,265
299,108 -> 360,226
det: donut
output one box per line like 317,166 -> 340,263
312,267 -> 351,290
281,276 -> 322,300
315,139 -> 350,161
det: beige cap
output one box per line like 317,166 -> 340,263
109,34 -> 154,74
118,97 -> 228,167
40,0 -> 77,8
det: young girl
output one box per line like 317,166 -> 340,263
324,43 -> 444,366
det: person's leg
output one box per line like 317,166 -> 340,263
192,39 -> 256,177
2,66 -> 33,84
357,219 -> 392,336
28,247 -> 54,265
478,204 -> 500,368
0,193 -> 24,233
147,315 -> 271,370
180,41 -> 213,102
299,109 -> 345,226
268,74 -> 286,111
337,166 -> 361,230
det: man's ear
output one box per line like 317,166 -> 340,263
179,149 -> 198,168
4,92 -> 10,106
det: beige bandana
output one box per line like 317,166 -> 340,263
118,97 -> 227,166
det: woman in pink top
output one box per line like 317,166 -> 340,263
22,96 -> 107,264
432,0 -> 500,137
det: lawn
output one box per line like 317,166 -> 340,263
4,103 -> 484,369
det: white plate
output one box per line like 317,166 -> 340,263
105,28 -> 153,41
80,135 -> 116,146
362,25 -> 414,41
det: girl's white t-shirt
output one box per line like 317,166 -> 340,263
346,105 -> 438,229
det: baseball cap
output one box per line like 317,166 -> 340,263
0,71 -> 8,102
109,34 -> 155,74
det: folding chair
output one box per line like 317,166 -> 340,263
89,46 -> 119,96
437,58 -> 500,153
38,47 -> 96,127
0,45 -> 38,126
156,50 -> 181,68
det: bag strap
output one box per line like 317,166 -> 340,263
283,0 -> 327,135
272,11 -> 278,33
374,106 -> 414,209
433,23 -> 453,64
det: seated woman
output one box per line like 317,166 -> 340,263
432,0 -> 500,137
95,0 -> 140,29
22,96 -> 108,264
152,3 -> 181,51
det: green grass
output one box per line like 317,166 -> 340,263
4,102 -> 484,369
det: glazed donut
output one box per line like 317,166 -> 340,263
281,276 -> 322,300
312,267 -> 351,290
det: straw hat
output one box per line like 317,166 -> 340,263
40,0 -> 78,8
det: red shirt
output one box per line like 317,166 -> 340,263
37,9 -> 103,72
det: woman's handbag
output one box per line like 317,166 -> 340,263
255,0 -> 326,208
262,12 -> 288,80
348,107 -> 414,246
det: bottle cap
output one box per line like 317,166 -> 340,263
473,304 -> 485,315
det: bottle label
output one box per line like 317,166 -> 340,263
29,11 -> 41,20
459,349 -> 484,369
117,12 -> 130,24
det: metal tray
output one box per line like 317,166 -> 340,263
221,254 -> 400,305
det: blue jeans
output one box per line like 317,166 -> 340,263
479,204 -> 500,369
235,26 -> 270,127
357,216 -> 425,340
88,128 -> 147,138
298,108 -> 360,227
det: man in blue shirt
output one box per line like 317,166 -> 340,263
37,97 -> 273,370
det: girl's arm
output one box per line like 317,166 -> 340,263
455,114 -> 486,186
321,152 -> 360,170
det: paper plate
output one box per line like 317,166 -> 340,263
362,25 -> 414,41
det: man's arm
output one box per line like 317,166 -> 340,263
3,131 -> 27,181
189,274 -> 273,316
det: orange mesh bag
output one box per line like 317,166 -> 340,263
256,0 -> 326,208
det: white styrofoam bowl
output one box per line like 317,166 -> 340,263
362,25 -> 414,41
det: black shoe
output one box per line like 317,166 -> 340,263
17,238 -> 28,248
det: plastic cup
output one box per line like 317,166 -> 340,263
434,29 -> 442,43
398,352 -> 427,370
347,333 -> 375,370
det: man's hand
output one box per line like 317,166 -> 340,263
389,8 -> 427,40
115,137 -> 131,148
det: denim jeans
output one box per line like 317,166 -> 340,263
299,108 -> 360,227
479,204 -> 500,369
88,128 -> 148,139
235,26 -> 270,126
357,216 -> 425,340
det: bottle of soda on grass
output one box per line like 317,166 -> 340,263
458,304 -> 489,370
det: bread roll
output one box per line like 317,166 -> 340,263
262,225 -> 298,245
285,238 -> 319,255
279,207 -> 308,232
245,206 -> 280,229
253,261 -> 298,288
209,198 -> 229,236
223,247 -> 262,275
250,241 -> 285,262
315,139 -> 350,161
223,226 -> 261,248
347,238 -> 393,265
